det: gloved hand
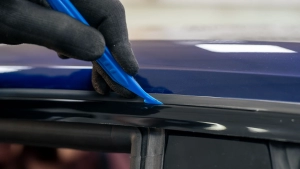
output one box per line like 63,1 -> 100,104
0,0 -> 139,98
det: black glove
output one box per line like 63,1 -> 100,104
0,0 -> 139,98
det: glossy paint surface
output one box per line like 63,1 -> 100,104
0,41 -> 300,102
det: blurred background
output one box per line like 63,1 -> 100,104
0,144 -> 130,169
121,0 -> 300,42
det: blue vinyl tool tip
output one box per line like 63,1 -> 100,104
47,0 -> 163,105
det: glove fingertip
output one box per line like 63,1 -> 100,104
109,43 -> 139,76
92,68 -> 109,95
57,53 -> 70,60
126,62 -> 139,76
92,61 -> 136,98
109,81 -> 136,99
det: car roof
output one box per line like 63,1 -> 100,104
0,40 -> 299,103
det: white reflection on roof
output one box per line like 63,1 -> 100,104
196,44 -> 296,53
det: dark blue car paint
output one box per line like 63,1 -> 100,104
0,41 -> 299,102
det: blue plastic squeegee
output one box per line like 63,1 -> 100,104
47,0 -> 162,105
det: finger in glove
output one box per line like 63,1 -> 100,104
92,61 -> 136,98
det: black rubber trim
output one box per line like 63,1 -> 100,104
1,89 -> 300,114
1,89 -> 300,143
0,120 -> 142,169
139,128 -> 165,169
143,129 -> 165,169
